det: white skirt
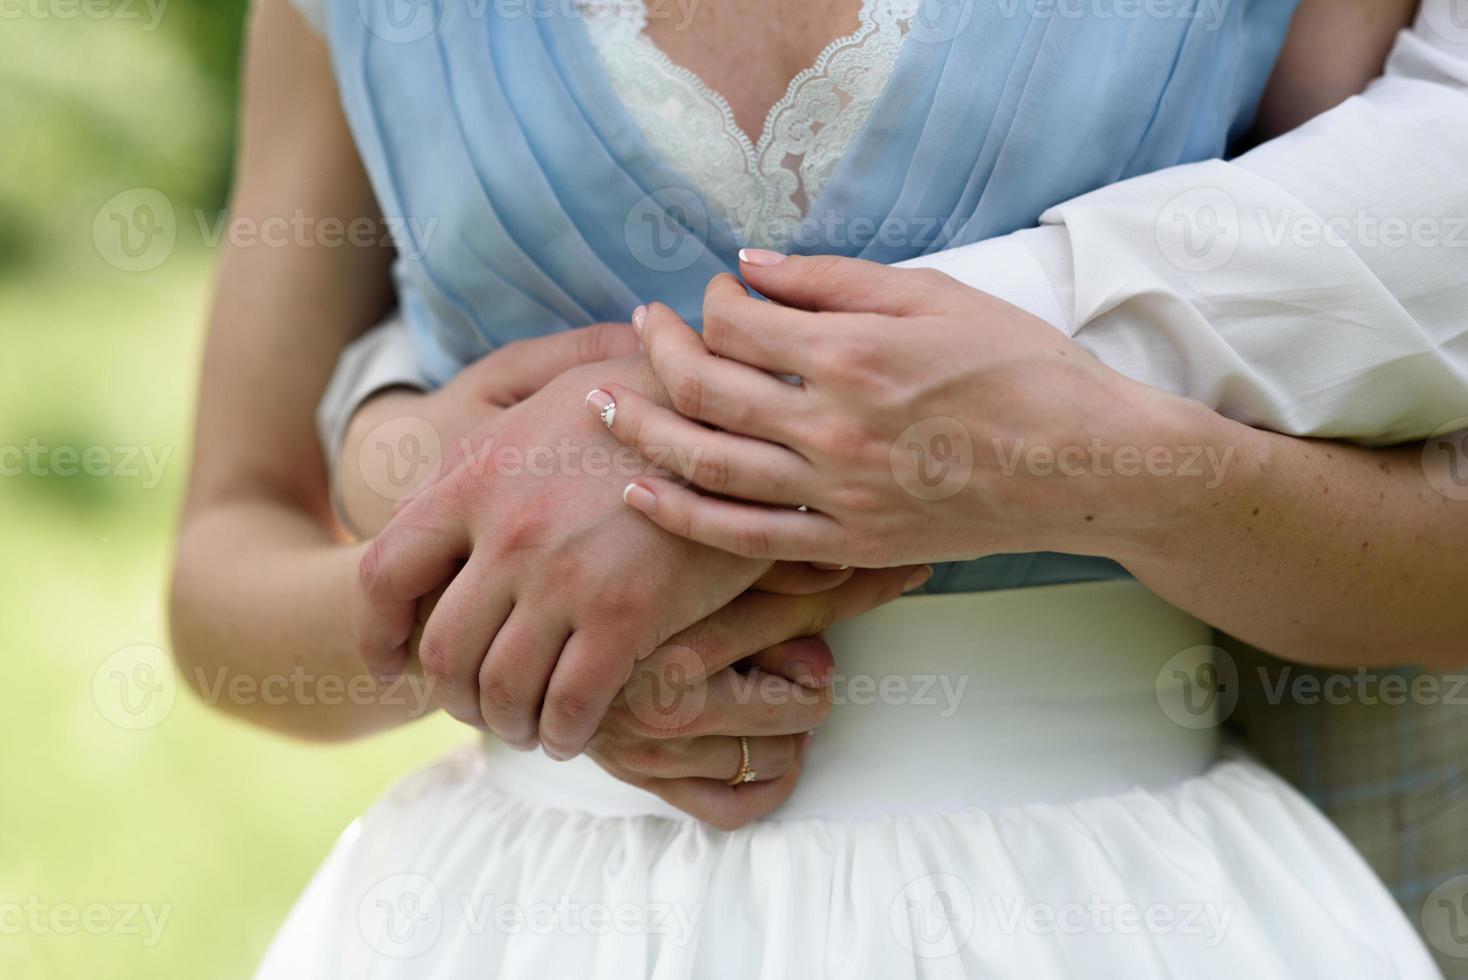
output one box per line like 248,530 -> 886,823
257,582 -> 1440,979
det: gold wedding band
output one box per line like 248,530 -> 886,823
728,735 -> 757,785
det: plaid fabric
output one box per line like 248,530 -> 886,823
1220,635 -> 1468,978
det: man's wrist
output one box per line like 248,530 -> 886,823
1089,389 -> 1263,567
336,387 -> 433,539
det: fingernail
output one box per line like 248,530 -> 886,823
585,388 -> 616,428
739,248 -> 788,267
904,565 -> 934,592
810,562 -> 849,572
631,305 -> 648,333
623,482 -> 657,514
376,673 -> 401,685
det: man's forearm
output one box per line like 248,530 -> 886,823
903,4 -> 1468,447
1110,398 -> 1466,670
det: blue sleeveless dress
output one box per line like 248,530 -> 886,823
326,0 -> 1299,595
255,4 -> 1439,979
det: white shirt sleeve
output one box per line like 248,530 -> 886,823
901,5 -> 1468,446
315,312 -> 428,471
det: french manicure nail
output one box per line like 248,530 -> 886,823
623,482 -> 657,514
905,565 -> 934,592
631,305 -> 648,333
739,248 -> 788,267
585,388 -> 616,428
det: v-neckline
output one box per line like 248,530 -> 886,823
556,0 -> 926,254
617,0 -> 879,153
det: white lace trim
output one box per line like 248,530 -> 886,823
580,0 -> 920,249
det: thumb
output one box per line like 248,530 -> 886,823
738,249 -> 936,316
460,322 -> 640,404
743,635 -> 835,690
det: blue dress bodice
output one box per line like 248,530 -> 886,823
326,0 -> 1298,592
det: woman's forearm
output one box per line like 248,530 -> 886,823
171,504 -> 428,740
1109,397 -> 1466,670
170,0 -> 410,739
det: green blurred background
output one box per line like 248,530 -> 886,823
0,4 -> 462,976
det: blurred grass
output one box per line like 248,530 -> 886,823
0,6 -> 464,978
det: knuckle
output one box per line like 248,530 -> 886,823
588,583 -> 646,624
812,418 -> 873,461
616,737 -> 667,773
805,254 -> 850,288
478,671 -> 527,719
575,323 -> 607,363
833,483 -> 884,516
692,451 -> 734,494
667,372 -> 706,419
547,688 -> 593,723
827,335 -> 885,384
700,298 -> 732,355
416,631 -> 455,681
913,267 -> 955,291
900,268 -> 958,314
356,538 -> 392,599
732,524 -> 774,560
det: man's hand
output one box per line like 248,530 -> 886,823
350,352 -> 790,760
337,322 -> 641,537
589,565 -> 929,829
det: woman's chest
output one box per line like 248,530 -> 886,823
637,0 -> 868,142
329,0 -> 1299,375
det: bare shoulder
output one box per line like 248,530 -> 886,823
1253,0 -> 1419,140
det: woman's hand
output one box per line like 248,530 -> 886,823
594,253 -> 1185,568
350,352 -> 856,762
337,322 -> 641,537
588,565 -> 928,829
